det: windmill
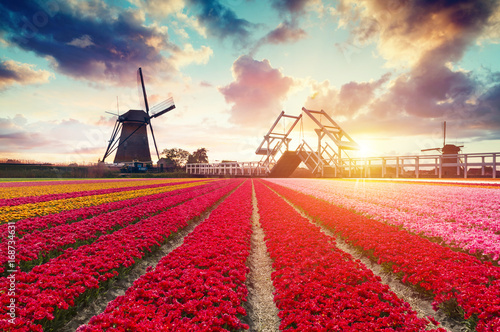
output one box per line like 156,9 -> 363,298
102,68 -> 175,164
421,121 -> 464,176
421,121 -> 464,155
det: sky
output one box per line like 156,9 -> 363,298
0,0 -> 499,165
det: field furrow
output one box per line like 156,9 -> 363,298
263,180 -> 500,331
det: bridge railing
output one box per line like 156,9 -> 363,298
186,162 -> 267,177
186,152 -> 499,178
346,152 -> 498,178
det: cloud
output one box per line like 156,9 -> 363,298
305,74 -> 390,117
219,55 -> 295,126
271,0 -> 318,14
0,0 -> 209,85
336,0 -> 500,66
0,60 -> 53,90
325,0 -> 500,143
251,20 -> 307,55
175,12 -> 207,38
66,34 -> 95,48
0,115 -> 58,150
132,0 -> 185,18
0,115 -> 110,160
169,43 -> 213,68
187,0 -> 254,44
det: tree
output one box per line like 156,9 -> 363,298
161,148 -> 190,169
187,148 -> 209,164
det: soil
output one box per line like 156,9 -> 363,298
242,182 -> 281,331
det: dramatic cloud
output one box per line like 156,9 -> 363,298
337,0 -> 500,66
0,0 -> 210,84
330,0 -> 500,140
0,60 -> 53,90
305,74 -> 390,118
219,55 -> 295,125
187,0 -> 254,44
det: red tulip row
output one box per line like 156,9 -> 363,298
0,180 -> 204,207
254,181 -> 442,331
0,180 -> 230,275
0,179 -> 243,332
0,181 -> 221,241
77,180 -> 253,332
263,180 -> 500,332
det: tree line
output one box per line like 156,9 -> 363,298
159,147 -> 208,170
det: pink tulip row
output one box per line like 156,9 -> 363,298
77,180 -> 253,332
263,180 -> 500,331
268,179 -> 500,262
0,180 -> 229,274
0,179 -> 242,331
254,180 -> 443,331
0,181 -> 221,241
0,180 -> 204,207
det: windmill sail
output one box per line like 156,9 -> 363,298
150,97 -> 176,118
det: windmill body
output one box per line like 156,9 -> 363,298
113,110 -> 151,163
102,68 -> 175,164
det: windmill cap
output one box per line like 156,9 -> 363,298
119,110 -> 149,123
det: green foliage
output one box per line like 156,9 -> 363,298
160,148 -> 190,169
161,147 -> 209,170
187,147 -> 209,164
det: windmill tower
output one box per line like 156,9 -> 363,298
102,68 -> 175,164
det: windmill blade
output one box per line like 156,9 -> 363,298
137,67 -> 150,114
150,97 -> 176,118
102,120 -> 122,161
105,111 -> 119,116
421,148 -> 442,152
149,122 -> 161,161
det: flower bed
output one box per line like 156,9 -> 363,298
0,181 -> 220,240
0,179 -> 191,200
254,181 -> 442,331
268,179 -> 500,262
0,180 -> 229,274
0,179 -> 242,331
263,180 -> 500,332
0,179 -> 208,207
77,180 -> 253,332
0,181 -> 213,224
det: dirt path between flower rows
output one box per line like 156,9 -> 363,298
242,181 -> 281,331
61,184 -> 242,332
264,181 -> 465,332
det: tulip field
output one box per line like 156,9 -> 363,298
0,178 -> 499,331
